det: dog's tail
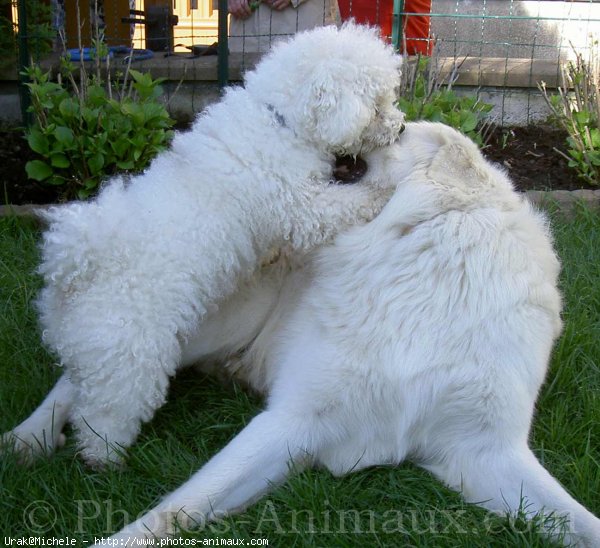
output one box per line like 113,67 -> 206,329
36,179 -> 131,296
35,200 -> 103,357
37,202 -> 98,294
34,181 -> 135,359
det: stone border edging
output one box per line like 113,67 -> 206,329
525,189 -> 600,214
0,55 -> 564,89
0,203 -> 50,219
1,190 -> 599,222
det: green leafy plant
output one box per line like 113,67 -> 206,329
540,44 -> 600,186
25,64 -> 174,200
24,18 -> 174,202
397,56 -> 493,146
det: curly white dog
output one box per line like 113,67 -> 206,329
2,24 -> 404,465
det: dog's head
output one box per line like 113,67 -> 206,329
245,23 -> 405,156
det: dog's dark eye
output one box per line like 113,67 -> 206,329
333,156 -> 368,184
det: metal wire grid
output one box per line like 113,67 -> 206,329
10,0 -> 600,125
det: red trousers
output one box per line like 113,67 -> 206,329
338,0 -> 432,55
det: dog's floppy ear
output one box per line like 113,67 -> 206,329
427,141 -> 489,190
296,63 -> 372,151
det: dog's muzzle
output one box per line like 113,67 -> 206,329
333,155 -> 368,184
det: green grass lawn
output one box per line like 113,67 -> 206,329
0,206 -> 599,547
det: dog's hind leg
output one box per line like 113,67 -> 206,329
67,321 -> 182,467
68,272 -> 283,467
99,410 -> 313,541
2,373 -> 73,462
430,445 -> 600,547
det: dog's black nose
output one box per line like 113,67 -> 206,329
333,155 -> 368,184
398,123 -> 406,135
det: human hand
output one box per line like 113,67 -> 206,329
265,0 -> 292,10
228,0 -> 253,19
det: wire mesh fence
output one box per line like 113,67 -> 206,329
426,1 -> 600,125
4,0 -> 600,125
430,0 -> 600,62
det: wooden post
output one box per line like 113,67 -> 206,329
64,0 -> 91,48
102,0 -> 132,46
64,0 -> 133,48
143,0 -> 176,52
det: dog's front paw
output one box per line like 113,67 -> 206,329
77,440 -> 127,470
1,426 -> 66,464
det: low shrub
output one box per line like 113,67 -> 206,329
397,56 -> 493,146
540,45 -> 599,186
24,42 -> 174,201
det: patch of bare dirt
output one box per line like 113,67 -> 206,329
483,125 -> 594,192
1,123 -> 596,206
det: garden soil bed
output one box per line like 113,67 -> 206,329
0,124 -> 596,206
483,125 -> 595,192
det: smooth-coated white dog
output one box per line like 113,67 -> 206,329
99,123 -> 597,545
5,120 -> 600,545
2,24 -> 405,465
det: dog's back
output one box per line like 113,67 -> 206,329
244,124 -> 599,545
262,123 -> 561,463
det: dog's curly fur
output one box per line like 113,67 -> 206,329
10,24 -> 404,465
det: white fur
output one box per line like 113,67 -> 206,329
2,23 -> 404,465
4,79 -> 598,545
102,123 -> 599,545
